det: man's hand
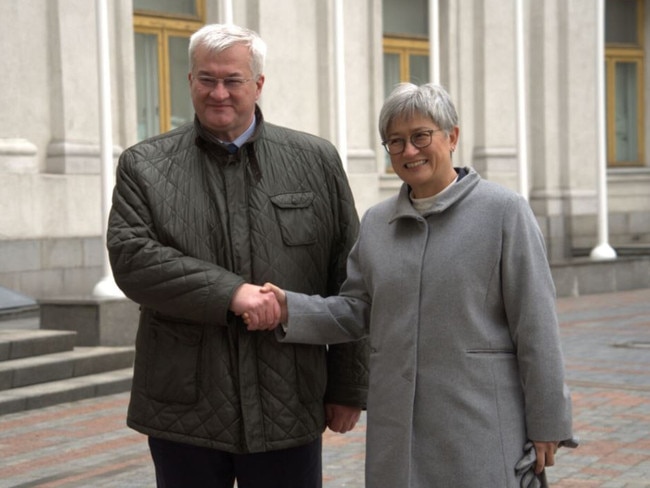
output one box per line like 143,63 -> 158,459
230,283 -> 280,330
325,404 -> 361,434
243,282 -> 287,331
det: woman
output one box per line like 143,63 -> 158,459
249,83 -> 573,487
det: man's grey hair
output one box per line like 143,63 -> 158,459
188,23 -> 267,76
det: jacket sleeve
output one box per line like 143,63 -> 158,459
501,195 -> 573,441
106,149 -> 245,325
320,151 -> 370,409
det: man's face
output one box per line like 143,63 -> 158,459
189,43 -> 264,141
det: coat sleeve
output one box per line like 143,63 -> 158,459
281,285 -> 370,406
281,234 -> 371,345
106,149 -> 245,325
317,150 -> 370,408
501,195 -> 573,441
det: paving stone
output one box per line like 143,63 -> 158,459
1,289 -> 650,486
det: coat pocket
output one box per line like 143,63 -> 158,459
145,316 -> 203,404
270,192 -> 317,246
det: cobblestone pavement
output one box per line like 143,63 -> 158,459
1,288 -> 650,487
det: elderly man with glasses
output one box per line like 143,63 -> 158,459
107,23 -> 368,488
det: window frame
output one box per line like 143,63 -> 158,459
605,0 -> 645,167
383,35 -> 429,84
134,0 -> 205,22
133,1 -> 204,136
382,35 -> 429,172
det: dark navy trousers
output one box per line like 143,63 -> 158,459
148,436 -> 323,488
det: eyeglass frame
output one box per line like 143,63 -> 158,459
381,128 -> 445,155
192,74 -> 258,92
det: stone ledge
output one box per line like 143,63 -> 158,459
38,297 -> 139,347
551,254 -> 650,297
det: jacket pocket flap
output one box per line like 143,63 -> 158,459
270,192 -> 315,209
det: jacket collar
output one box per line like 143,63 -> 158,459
194,106 -> 265,182
194,105 -> 265,152
389,166 -> 480,222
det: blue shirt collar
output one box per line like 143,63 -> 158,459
221,116 -> 257,149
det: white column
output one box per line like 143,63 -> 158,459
92,0 -> 124,297
222,0 -> 233,24
334,0 -> 348,172
590,0 -> 616,260
515,0 -> 529,200
429,0 -> 440,84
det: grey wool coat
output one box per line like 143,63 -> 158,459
281,167 -> 573,487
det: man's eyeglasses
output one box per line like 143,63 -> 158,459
194,75 -> 255,92
381,129 -> 443,155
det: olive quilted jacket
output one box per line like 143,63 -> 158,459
107,108 -> 369,453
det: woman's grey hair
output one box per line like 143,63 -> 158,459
188,24 -> 267,77
378,83 -> 458,140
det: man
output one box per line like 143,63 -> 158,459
107,23 -> 368,488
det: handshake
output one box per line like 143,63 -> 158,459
230,283 -> 287,330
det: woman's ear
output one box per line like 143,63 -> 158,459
449,126 -> 460,148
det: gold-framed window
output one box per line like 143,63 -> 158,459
381,0 -> 430,171
382,37 -> 429,171
605,0 -> 645,167
383,36 -> 430,97
133,1 -> 205,140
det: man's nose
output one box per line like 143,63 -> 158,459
209,81 -> 230,97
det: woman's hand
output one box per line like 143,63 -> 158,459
533,440 -> 559,474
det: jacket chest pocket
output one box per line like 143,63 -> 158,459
270,192 -> 317,246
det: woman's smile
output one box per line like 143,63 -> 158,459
404,159 -> 428,169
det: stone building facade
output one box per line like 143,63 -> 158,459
0,0 -> 648,299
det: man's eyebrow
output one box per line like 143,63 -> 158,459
195,70 -> 243,77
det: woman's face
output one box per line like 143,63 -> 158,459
385,114 -> 459,199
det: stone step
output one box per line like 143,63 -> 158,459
0,346 -> 135,391
0,329 -> 77,361
0,306 -> 137,416
0,367 -> 133,415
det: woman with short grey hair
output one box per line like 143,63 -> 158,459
251,82 -> 575,487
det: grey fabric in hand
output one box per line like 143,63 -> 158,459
515,438 -> 579,488
515,442 -> 548,488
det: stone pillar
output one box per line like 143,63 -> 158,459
527,0 -> 600,260
468,0 -> 519,190
45,0 -> 102,174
